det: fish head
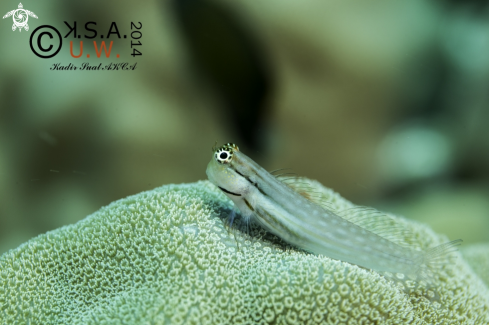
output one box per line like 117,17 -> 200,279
206,143 -> 250,198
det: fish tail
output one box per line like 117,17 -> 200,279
418,239 -> 463,283
382,239 -> 462,301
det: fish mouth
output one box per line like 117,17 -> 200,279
218,186 -> 241,196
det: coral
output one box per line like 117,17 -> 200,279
0,180 -> 488,324
462,243 -> 489,288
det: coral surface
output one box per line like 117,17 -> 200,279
462,243 -> 489,288
0,180 -> 488,324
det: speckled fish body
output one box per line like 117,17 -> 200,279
206,143 -> 461,284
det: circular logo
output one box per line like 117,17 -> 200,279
14,9 -> 28,27
30,25 -> 62,59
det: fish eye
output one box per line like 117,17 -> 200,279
216,149 -> 233,164
220,152 -> 229,160
214,143 -> 238,164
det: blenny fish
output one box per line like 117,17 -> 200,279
206,143 -> 462,288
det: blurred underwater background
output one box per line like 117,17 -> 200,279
0,0 -> 488,254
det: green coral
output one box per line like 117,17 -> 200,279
462,243 -> 489,288
0,180 -> 488,324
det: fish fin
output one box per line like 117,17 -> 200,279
417,239 -> 463,284
276,175 -> 415,247
376,239 -> 462,303
275,175 -> 464,301
336,206 -> 416,248
275,174 -> 328,205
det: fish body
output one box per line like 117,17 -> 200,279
206,143 -> 461,284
